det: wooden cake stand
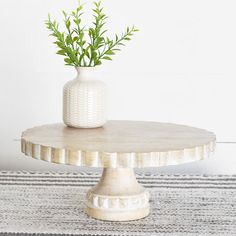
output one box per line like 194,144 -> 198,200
21,121 -> 216,221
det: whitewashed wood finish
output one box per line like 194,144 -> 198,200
21,120 -> 216,221
21,121 -> 216,168
63,67 -> 107,128
86,168 -> 150,221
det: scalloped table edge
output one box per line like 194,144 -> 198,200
21,138 -> 216,168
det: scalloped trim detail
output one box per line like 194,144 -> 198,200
86,190 -> 149,210
21,139 -> 216,168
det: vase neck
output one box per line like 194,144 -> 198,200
75,67 -> 97,80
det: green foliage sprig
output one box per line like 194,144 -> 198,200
46,1 -> 138,67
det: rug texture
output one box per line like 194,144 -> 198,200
0,171 -> 235,236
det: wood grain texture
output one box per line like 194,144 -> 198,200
21,120 -> 216,168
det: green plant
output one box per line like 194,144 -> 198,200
46,1 -> 138,67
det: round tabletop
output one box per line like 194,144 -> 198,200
21,121 -> 216,168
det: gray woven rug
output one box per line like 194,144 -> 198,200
0,171 -> 235,236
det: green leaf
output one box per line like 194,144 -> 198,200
50,33 -> 57,37
57,50 -> 66,55
78,40 -> 86,47
105,50 -> 115,55
65,20 -> 71,29
101,30 -> 107,36
78,52 -> 85,63
88,28 -> 94,37
62,11 -> 67,18
92,51 -> 98,58
73,36 -> 79,42
84,47 -> 90,58
93,9 -> 100,14
77,6 -> 83,12
55,41 -> 65,48
66,35 -> 72,44
102,56 -> 112,60
64,58 -> 72,63
79,32 -> 84,40
74,19 -> 81,25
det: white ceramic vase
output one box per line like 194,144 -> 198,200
63,67 -> 107,128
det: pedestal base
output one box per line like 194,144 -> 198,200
86,168 -> 150,221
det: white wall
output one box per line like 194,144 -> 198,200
0,0 -> 236,174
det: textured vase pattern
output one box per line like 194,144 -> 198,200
63,68 -> 106,128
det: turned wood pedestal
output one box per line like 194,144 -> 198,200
21,121 -> 216,221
